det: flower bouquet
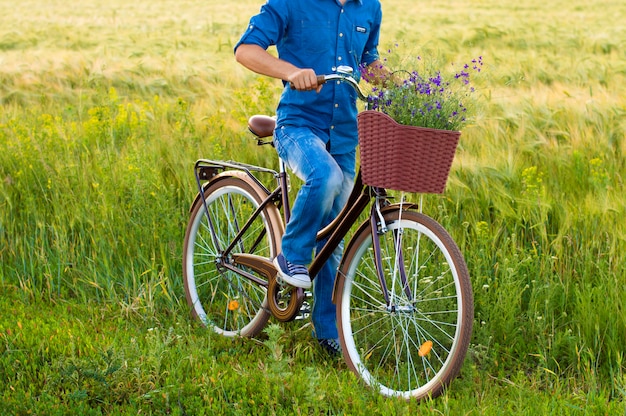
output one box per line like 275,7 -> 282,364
358,56 -> 483,193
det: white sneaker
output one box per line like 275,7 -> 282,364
273,253 -> 311,289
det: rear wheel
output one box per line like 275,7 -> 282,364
336,210 -> 473,399
183,174 -> 283,337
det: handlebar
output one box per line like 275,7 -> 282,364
289,66 -> 368,102
318,73 -> 368,102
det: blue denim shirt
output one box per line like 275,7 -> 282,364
235,0 -> 382,154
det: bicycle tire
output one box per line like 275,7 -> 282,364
183,172 -> 283,337
336,209 -> 473,400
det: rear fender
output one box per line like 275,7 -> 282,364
189,170 -> 267,214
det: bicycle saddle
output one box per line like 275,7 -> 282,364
248,115 -> 276,138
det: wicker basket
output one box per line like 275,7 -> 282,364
357,110 -> 460,194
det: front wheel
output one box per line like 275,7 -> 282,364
336,210 -> 473,400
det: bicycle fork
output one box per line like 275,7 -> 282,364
369,195 -> 415,312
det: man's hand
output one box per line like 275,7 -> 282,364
288,68 -> 323,92
362,60 -> 401,87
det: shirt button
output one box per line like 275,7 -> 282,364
331,125 -> 335,130
332,66 -> 337,71
335,103 -> 339,108
339,33 -> 344,37
338,56 -> 342,61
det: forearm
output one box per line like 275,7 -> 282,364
234,44 -> 297,81
234,43 -> 321,91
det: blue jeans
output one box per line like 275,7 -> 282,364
274,125 -> 356,340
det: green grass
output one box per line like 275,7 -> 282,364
3,285 -> 623,415
1,0 -> 625,413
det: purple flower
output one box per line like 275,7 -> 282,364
364,54 -> 483,130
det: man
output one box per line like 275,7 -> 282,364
234,0 -> 389,355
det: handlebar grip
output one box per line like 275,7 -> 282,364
289,75 -> 327,90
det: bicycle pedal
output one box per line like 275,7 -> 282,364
295,293 -> 312,320
295,305 -> 311,320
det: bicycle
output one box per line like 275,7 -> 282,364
182,67 -> 473,400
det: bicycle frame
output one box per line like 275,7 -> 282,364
193,157 -> 417,308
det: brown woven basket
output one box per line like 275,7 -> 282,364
357,110 -> 460,194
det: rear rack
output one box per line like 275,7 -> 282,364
194,159 -> 279,193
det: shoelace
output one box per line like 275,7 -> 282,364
327,339 -> 340,350
286,260 -> 308,276
320,338 -> 341,354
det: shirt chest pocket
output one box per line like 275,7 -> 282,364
291,20 -> 335,54
348,23 -> 370,57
